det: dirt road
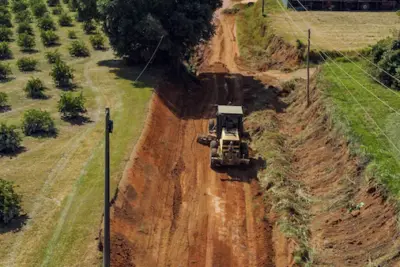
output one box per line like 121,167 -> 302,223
110,3 -> 275,267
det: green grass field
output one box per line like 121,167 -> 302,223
322,60 -> 400,197
0,2 -> 156,266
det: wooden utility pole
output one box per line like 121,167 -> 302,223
307,29 -> 311,107
104,108 -> 113,267
262,0 -> 265,15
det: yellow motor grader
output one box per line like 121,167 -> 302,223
197,105 -> 250,168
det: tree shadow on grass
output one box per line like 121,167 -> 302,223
0,105 -> 11,113
96,59 -> 161,89
62,115 -> 92,125
0,146 -> 27,158
0,214 -> 29,234
0,77 -> 16,83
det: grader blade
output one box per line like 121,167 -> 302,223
196,134 -> 216,146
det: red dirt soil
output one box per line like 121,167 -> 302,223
110,2 -> 400,266
110,5 -> 276,267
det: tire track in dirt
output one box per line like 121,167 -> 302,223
110,2 -> 273,266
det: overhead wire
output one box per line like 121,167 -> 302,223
281,0 -> 400,116
274,0 -> 400,156
291,0 -> 400,100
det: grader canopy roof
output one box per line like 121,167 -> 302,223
217,105 -> 243,115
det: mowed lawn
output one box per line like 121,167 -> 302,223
269,0 -> 400,51
322,60 -> 400,197
0,2 -> 156,267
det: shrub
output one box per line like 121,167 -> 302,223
0,27 -> 12,42
12,0 -> 28,13
67,0 -> 77,11
24,77 -> 46,98
0,92 -> 8,108
17,33 -> 35,51
69,40 -> 90,57
38,15 -> 56,31
58,12 -> 72,26
0,62 -> 11,80
58,91 -> 86,118
22,109 -> 56,136
67,30 -> 76,39
89,33 -> 105,50
17,57 -> 38,71
0,42 -> 12,59
0,7 -> 12,28
31,2 -> 48,17
50,60 -> 74,87
62,0 -> 68,4
47,0 -> 59,7
40,30 -> 59,46
0,179 -> 22,224
45,49 -> 61,63
371,37 -> 400,89
0,123 -> 22,154
52,4 -> 63,15
17,22 -> 34,36
82,20 -> 96,34
14,9 -> 33,23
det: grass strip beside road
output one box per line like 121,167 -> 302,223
322,60 -> 400,197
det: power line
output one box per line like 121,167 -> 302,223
135,35 -> 164,82
275,0 -> 400,156
281,0 -> 400,116
291,0 -> 400,100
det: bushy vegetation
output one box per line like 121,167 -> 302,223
0,179 -> 22,224
67,0 -> 77,11
45,49 -> 61,63
31,2 -> 48,17
47,0 -> 59,7
371,37 -> 400,89
40,30 -> 59,46
17,22 -> 34,35
58,12 -> 72,26
50,60 -> 74,87
0,62 -> 11,79
22,109 -> 56,136
100,0 -> 222,63
58,91 -> 86,118
0,42 -> 12,59
89,33 -> 105,50
17,57 -> 38,71
0,91 -> 8,108
0,6 -> 12,28
0,123 -> 21,154
0,27 -> 13,42
38,15 -> 56,31
14,9 -> 33,23
12,0 -> 29,13
52,4 -> 63,15
68,40 -> 90,57
82,19 -> 96,34
17,33 -> 35,51
24,77 -> 46,98
67,29 -> 76,39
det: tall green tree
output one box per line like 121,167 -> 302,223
100,0 -> 222,65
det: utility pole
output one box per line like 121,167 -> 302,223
104,108 -> 113,267
262,0 -> 265,16
307,29 -> 311,107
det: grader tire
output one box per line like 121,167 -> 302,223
210,140 -> 218,149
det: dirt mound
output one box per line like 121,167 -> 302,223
282,77 -> 400,266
